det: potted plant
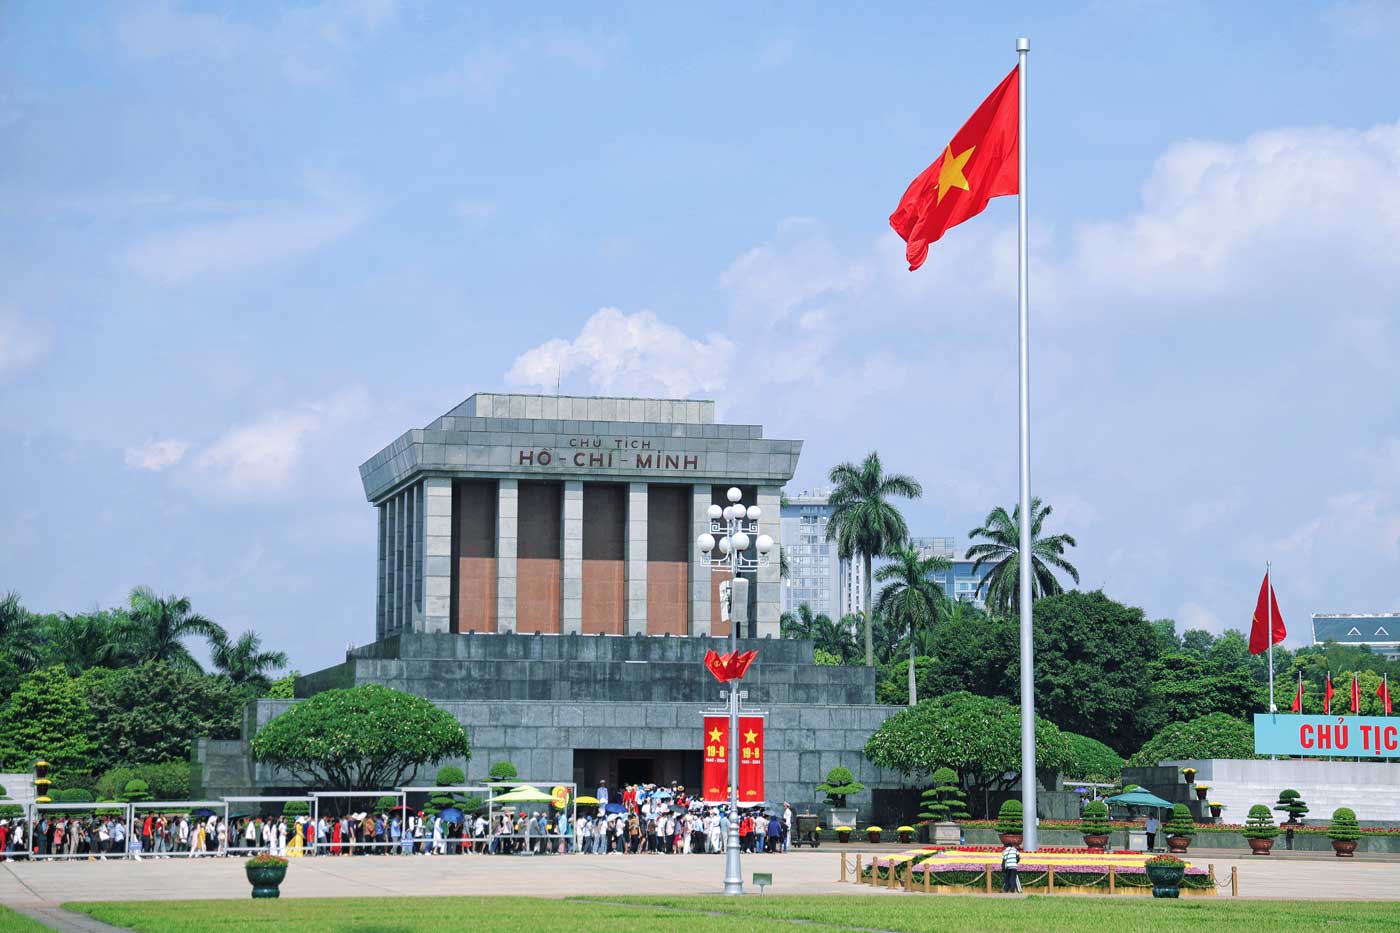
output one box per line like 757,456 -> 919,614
1079,800 -> 1111,850
1327,807 -> 1360,857
835,825 -> 852,843
1274,789 -> 1308,850
996,799 -> 1023,847
918,768 -> 970,846
1145,854 -> 1186,898
1208,800 -> 1224,819
810,825 -> 823,848
1243,804 -> 1280,855
866,825 -> 883,844
245,853 -> 289,898
816,767 -> 865,831
1180,767 -> 1197,785
897,825 -> 914,844
1194,782 -> 1210,802
1164,803 -> 1196,853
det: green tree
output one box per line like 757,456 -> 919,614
965,497 -> 1079,614
815,766 -> 865,808
265,670 -> 301,699
825,451 -> 922,666
1061,732 -> 1124,782
909,610 -> 1017,700
488,760 -> 518,783
1144,653 -> 1263,727
874,544 -> 950,706
1149,619 -> 1181,654
96,762 -> 191,802
0,666 -> 98,780
85,661 -> 243,769
863,691 -> 1071,817
36,611 -> 134,674
119,586 -> 225,672
1128,713 -> 1258,766
210,629 -> 288,693
781,605 -> 859,662
251,685 -> 471,790
0,591 -> 40,672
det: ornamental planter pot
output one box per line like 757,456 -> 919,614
828,808 -> 858,830
1332,840 -> 1357,858
1082,834 -> 1110,850
836,829 -> 851,843
866,830 -> 882,844
998,832 -> 1023,847
1195,787 -> 1208,801
1209,805 -> 1222,819
932,822 -> 962,846
897,830 -> 912,844
1247,838 -> 1275,856
1145,863 -> 1185,898
1166,835 -> 1191,854
245,863 -> 287,899
1181,769 -> 1197,784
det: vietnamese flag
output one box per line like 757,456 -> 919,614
1350,672 -> 1361,714
1248,572 -> 1286,655
1379,674 -> 1393,715
1290,672 -> 1304,713
1324,672 -> 1334,715
889,67 -> 1019,270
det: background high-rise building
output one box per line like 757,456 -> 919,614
907,536 -> 993,609
780,489 -> 864,620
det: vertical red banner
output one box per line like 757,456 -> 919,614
702,715 -> 729,802
738,715 -> 765,803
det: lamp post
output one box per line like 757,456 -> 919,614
697,486 -> 773,896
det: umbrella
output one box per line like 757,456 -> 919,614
651,789 -> 673,799
438,807 -> 464,823
1105,790 -> 1175,809
574,796 -> 600,806
604,802 -> 626,814
190,808 -> 215,818
492,785 -> 555,804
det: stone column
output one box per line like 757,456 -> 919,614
561,480 -> 584,634
422,477 -> 453,634
625,483 -> 648,635
395,490 -> 406,632
496,479 -> 518,633
755,485 -> 783,638
375,504 -> 387,640
689,484 -> 712,637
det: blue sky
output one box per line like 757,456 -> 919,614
3,1 -> 1399,672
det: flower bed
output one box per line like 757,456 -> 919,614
860,847 -> 1215,896
956,818 -> 1400,836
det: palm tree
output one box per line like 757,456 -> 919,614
826,452 -> 923,666
781,604 -> 859,662
120,586 -> 225,671
965,497 -> 1079,615
874,545 -> 950,705
40,611 -> 132,674
0,591 -> 40,671
210,629 -> 289,692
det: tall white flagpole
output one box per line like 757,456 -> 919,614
1267,562 -> 1275,713
1015,36 -> 1037,853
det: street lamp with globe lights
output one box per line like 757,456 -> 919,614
696,486 -> 773,895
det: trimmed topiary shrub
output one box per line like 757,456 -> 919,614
1328,807 -> 1360,841
488,760 -> 518,782
435,765 -> 466,786
374,795 -> 400,813
282,800 -> 310,816
1079,800 -> 1111,836
1164,803 -> 1196,838
996,799 -> 1023,835
121,779 -> 151,802
1274,789 -> 1309,824
918,767 -> 969,822
1244,804 -> 1279,839
816,767 -> 865,808
58,787 -> 94,803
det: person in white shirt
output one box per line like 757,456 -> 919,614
782,804 -> 793,853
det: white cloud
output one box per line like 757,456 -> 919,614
719,218 -> 873,324
124,439 -> 191,471
506,308 -> 733,399
414,30 -> 626,99
194,389 -> 368,494
121,183 -> 369,286
1322,0 -> 1400,39
1177,600 -> 1224,634
0,308 -> 53,377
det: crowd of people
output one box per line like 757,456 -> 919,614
0,780 -> 798,861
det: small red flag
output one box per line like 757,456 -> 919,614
703,649 -> 760,683
703,649 -> 728,683
730,650 -> 758,681
1379,674 -> 1393,715
1290,673 -> 1303,713
889,67 -> 1019,270
1350,672 -> 1361,714
1324,672 -> 1334,715
1248,572 -> 1286,655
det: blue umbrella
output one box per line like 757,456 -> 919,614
438,807 -> 464,823
652,789 -> 674,799
604,802 -> 626,814
190,808 -> 215,818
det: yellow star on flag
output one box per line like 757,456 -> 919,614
708,727 -> 723,743
936,144 -> 976,204
743,729 -> 758,744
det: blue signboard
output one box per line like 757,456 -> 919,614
1254,713 -> 1400,757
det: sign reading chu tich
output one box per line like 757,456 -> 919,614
1254,714 -> 1400,758
516,436 -> 700,472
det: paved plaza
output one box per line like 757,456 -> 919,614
3,849 -> 1398,911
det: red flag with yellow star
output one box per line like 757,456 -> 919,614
702,715 -> 729,802
889,66 -> 1019,270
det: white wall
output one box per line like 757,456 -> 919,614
1166,758 -> 1400,824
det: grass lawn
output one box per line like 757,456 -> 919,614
66,895 -> 1400,932
0,906 -> 49,933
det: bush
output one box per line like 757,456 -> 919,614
0,803 -> 24,820
1274,789 -> 1309,824
1164,803 -> 1196,838
282,800 -> 310,816
816,766 -> 865,807
996,799 -> 1023,834
96,762 -> 191,802
918,767 -> 969,822
374,795 -> 400,813
1079,800 -> 1111,836
1328,807 -> 1361,842
57,787 -> 94,803
1128,713 -> 1257,766
1061,732 -> 1124,782
435,765 -> 466,786
1244,804 -> 1279,840
813,649 -> 842,666
488,760 -> 518,782
122,779 -> 151,802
